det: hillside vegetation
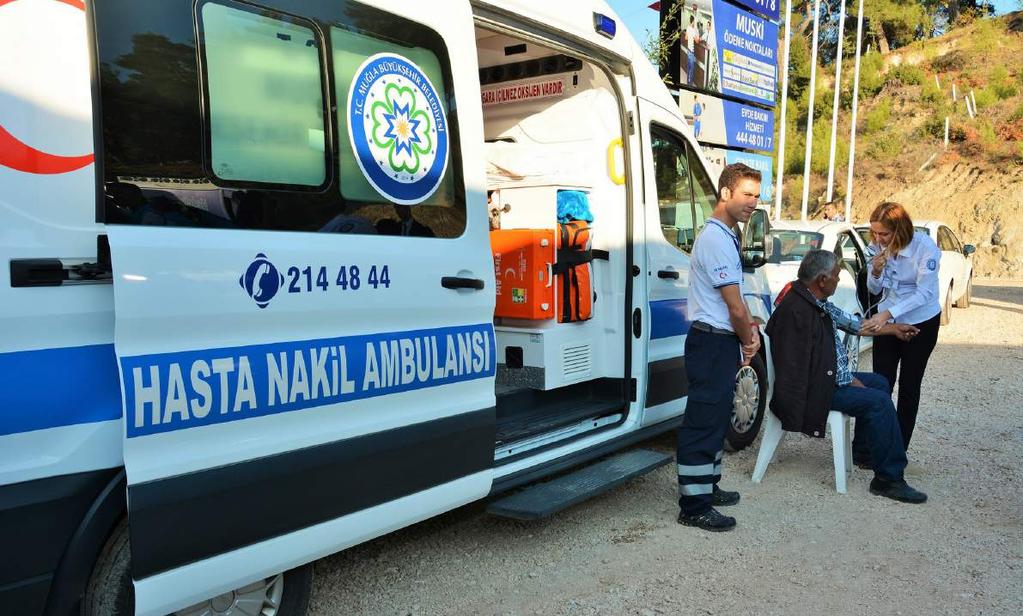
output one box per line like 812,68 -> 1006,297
775,12 -> 1023,277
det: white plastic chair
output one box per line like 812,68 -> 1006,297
751,410 -> 854,493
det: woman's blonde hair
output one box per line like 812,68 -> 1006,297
869,202 -> 915,254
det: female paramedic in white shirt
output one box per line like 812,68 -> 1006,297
860,202 -> 942,452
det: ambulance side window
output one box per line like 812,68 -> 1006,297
650,126 -> 698,253
200,3 -> 328,187
97,0 -> 465,237
686,147 -> 716,236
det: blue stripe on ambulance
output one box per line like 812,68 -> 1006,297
0,344 -> 122,437
648,298 -> 691,340
121,323 -> 497,438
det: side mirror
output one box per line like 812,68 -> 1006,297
963,244 -> 976,256
742,249 -> 767,269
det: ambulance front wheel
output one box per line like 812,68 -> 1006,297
725,354 -> 767,452
82,518 -> 314,616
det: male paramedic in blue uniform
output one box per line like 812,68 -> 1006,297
676,163 -> 761,532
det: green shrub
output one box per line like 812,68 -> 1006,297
809,117 -> 849,175
921,81 -> 944,105
858,51 -> 885,97
1009,102 -> 1023,122
1016,140 -> 1023,162
978,120 -> 999,148
921,115 -> 949,139
890,64 -> 925,86
971,18 -> 1004,53
990,66 -> 1009,83
991,81 -> 1019,100
784,135 -> 806,175
867,132 -> 904,160
973,88 -> 998,109
864,100 -> 892,133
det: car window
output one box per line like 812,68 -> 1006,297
856,227 -> 872,246
945,227 -> 963,252
937,227 -> 956,251
650,126 -> 698,252
766,230 -> 823,264
835,231 -> 866,274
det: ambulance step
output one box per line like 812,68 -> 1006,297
486,449 -> 672,520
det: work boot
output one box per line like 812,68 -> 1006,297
869,477 -> 928,504
712,486 -> 740,507
677,507 -> 736,532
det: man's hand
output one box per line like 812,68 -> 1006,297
891,323 -> 920,341
850,377 -> 866,388
741,325 -> 761,366
861,310 -> 893,334
870,250 -> 887,278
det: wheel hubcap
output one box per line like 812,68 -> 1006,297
845,335 -> 860,373
732,366 -> 760,433
174,574 -> 284,616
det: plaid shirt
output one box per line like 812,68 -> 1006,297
815,299 -> 862,387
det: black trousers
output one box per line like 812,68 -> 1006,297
677,328 -> 740,515
870,313 -> 941,450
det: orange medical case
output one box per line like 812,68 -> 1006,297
490,229 -> 556,320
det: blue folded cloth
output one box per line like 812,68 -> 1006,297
557,190 -> 593,223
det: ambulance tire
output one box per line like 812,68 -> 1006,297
724,354 -> 767,452
82,519 -> 314,616
81,519 -> 132,616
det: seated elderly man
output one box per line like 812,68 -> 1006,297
765,249 -> 927,503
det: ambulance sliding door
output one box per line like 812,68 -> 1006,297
94,1 -> 493,614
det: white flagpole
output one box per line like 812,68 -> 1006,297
800,0 -> 822,221
774,0 -> 794,221
843,0 -> 865,223
826,0 -> 848,203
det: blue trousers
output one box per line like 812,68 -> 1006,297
831,372 -> 907,481
686,49 -> 696,85
677,328 -> 740,515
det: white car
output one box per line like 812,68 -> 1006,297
856,221 -> 975,325
763,218 -> 873,368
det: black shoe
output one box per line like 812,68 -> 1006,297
712,487 -> 740,507
869,478 -> 928,504
677,508 -> 737,532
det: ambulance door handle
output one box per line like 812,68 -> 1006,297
441,276 -> 485,290
657,269 -> 680,279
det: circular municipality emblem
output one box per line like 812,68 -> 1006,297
239,253 -> 284,309
347,53 -> 448,205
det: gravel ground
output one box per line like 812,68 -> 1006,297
308,280 -> 1023,616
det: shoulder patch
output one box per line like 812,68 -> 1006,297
926,259 -> 937,271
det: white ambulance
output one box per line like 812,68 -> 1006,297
0,1 -> 774,614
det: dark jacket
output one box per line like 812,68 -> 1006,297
764,281 -> 838,438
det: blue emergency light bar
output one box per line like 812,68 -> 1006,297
593,12 -> 616,39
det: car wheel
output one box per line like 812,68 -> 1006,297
725,354 -> 768,452
83,520 -> 314,616
940,284 -> 952,325
956,276 -> 972,308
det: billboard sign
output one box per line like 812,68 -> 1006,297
703,147 -> 774,203
729,0 -> 780,22
681,91 -> 774,151
673,0 -> 778,106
